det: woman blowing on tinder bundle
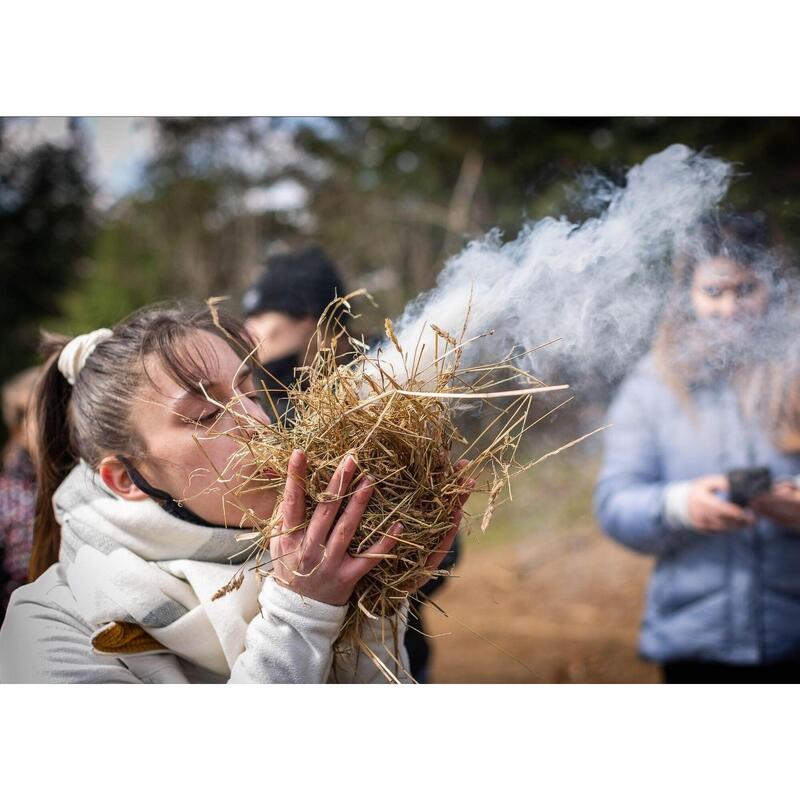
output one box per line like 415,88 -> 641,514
0,305 -> 466,683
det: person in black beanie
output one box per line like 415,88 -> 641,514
242,247 -> 347,420
242,246 -> 459,683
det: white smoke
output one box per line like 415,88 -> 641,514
379,144 -> 735,389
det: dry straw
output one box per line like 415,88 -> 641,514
201,293 -> 595,681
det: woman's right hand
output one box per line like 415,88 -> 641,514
687,474 -> 755,532
269,449 -> 400,606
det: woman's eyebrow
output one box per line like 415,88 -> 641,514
208,365 -> 254,392
168,362 -> 253,405
173,367 -> 253,406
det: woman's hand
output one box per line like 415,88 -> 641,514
751,482 -> 800,531
688,474 -> 755,532
270,452 -> 475,605
403,459 -> 474,594
270,449 -> 398,606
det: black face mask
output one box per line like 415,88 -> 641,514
116,455 -> 220,528
255,352 -> 300,422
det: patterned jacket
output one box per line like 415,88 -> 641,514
595,354 -> 800,665
0,448 -> 35,623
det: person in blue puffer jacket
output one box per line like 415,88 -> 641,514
595,211 -> 800,683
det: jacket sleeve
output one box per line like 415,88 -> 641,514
593,372 -> 699,556
0,591 -> 145,684
228,577 -> 348,683
329,602 -> 413,684
228,578 -> 412,684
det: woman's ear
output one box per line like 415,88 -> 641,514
98,456 -> 149,501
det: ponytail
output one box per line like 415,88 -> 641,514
29,333 -> 76,581
26,303 -> 255,582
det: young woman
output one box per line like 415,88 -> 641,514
595,212 -> 800,683
0,304 -> 466,683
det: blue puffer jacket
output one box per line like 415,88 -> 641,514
594,354 -> 800,664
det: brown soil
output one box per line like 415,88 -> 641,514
424,526 -> 660,683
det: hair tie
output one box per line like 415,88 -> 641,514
57,328 -> 113,386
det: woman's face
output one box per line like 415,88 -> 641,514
690,257 -> 770,328
245,311 -> 318,365
129,330 -> 278,526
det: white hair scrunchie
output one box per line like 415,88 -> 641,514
57,328 -> 114,386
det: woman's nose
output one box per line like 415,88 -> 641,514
717,293 -> 738,318
243,395 -> 272,428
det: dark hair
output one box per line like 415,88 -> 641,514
672,210 -> 776,290
652,210 -> 800,450
242,246 -> 347,322
30,303 -> 253,581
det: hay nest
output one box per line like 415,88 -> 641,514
208,294 -> 586,676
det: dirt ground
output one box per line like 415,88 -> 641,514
425,520 -> 661,684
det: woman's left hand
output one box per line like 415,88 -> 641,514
751,482 -> 800,531
404,459 -> 474,594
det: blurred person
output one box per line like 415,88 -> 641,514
242,246 -> 348,420
0,367 -> 40,623
242,247 -> 460,682
0,303 -> 469,683
595,211 -> 800,683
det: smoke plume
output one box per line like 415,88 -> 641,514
379,144 -> 739,390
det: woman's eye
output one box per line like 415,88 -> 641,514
702,286 -> 723,298
736,282 -> 757,298
196,408 -> 224,425
236,376 -> 259,399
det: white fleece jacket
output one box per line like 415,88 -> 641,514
0,463 -> 410,684
0,565 -> 410,683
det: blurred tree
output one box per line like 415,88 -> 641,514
50,116 -> 800,343
296,117 -> 800,330
20,116 -> 800,442
300,117 -> 611,322
55,202 -> 164,330
0,119 -> 94,430
61,117 -> 327,332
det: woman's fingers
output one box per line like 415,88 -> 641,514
279,453 -> 474,599
695,482 -> 752,525
424,511 -> 461,571
281,449 -> 308,539
344,522 -> 401,582
696,501 -> 754,530
699,518 -> 734,532
304,453 -> 359,550
419,469 -> 472,571
326,475 -> 375,560
707,497 -> 754,527
752,494 -> 800,527
456,476 -> 474,509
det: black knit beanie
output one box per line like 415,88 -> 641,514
242,247 -> 347,322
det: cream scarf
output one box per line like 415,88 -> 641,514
54,462 -> 262,675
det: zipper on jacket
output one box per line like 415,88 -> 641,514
736,385 -> 764,661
